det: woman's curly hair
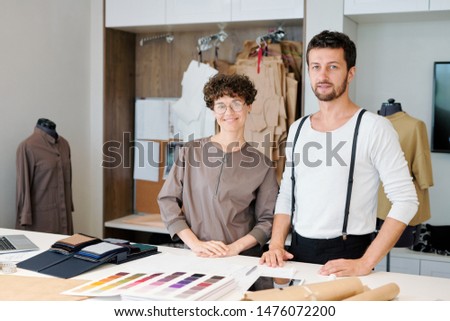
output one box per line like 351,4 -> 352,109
203,73 -> 257,110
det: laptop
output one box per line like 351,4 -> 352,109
0,234 -> 39,254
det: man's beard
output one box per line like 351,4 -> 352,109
313,75 -> 348,102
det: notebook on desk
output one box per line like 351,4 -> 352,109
0,234 -> 39,254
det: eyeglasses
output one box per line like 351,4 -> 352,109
213,100 -> 245,115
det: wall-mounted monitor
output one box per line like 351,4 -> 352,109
432,61 -> 450,153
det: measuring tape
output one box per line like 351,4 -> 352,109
0,262 -> 17,274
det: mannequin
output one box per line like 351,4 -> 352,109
36,118 -> 58,140
16,118 -> 74,234
378,98 -> 402,116
377,99 -> 434,251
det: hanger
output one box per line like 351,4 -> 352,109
139,33 -> 174,47
255,26 -> 286,73
197,29 -> 228,63
256,26 -> 285,47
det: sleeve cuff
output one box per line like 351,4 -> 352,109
167,220 -> 190,240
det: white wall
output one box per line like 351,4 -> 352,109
0,0 -> 104,237
355,19 -> 450,225
303,0 -> 346,116
87,0 -> 104,237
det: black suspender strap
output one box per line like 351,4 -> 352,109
290,115 -> 310,227
342,109 -> 367,240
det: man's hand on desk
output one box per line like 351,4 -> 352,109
259,246 -> 294,267
319,258 -> 373,277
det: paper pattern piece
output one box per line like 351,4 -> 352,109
63,271 -> 236,301
242,277 -> 364,301
343,282 -> 400,301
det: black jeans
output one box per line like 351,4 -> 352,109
289,232 -> 374,265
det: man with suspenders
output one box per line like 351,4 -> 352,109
260,30 -> 418,277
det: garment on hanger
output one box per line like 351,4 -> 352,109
16,120 -> 74,234
234,40 -> 302,183
171,60 -> 218,141
377,111 -> 434,226
235,56 -> 287,182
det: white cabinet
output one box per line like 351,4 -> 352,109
166,0 -> 231,24
375,248 -> 450,279
430,0 -> 450,11
375,255 -> 421,275
344,0 -> 429,15
106,0 -> 303,30
374,256 -> 387,271
231,0 -> 303,21
105,0 -> 166,27
390,257 -> 421,275
421,260 -> 450,278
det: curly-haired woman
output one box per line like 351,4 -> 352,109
158,73 -> 278,258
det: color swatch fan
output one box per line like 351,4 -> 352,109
62,271 -> 236,301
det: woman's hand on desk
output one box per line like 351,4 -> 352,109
192,240 -> 230,257
178,228 -> 228,257
194,241 -> 243,257
178,229 -> 258,258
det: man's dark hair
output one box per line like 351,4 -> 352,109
306,30 -> 357,70
203,73 -> 257,109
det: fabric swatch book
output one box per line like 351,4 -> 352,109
17,233 -> 101,272
63,271 -> 236,301
18,235 -> 158,278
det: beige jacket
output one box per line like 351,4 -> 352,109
377,112 -> 433,225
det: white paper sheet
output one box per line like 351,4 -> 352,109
0,249 -> 45,263
133,140 -> 159,182
135,99 -> 170,140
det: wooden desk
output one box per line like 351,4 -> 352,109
104,213 -> 169,234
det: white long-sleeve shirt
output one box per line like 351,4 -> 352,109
275,109 -> 418,239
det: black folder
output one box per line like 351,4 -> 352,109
17,249 -> 73,272
39,243 -> 159,279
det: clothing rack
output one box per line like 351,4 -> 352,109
256,27 -> 285,47
197,30 -> 228,52
139,33 -> 174,46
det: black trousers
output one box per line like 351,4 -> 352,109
289,232 -> 374,265
241,244 -> 263,257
